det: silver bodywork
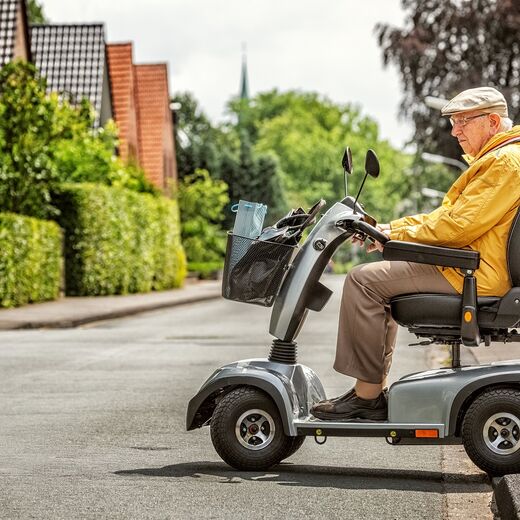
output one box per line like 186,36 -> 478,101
269,200 -> 359,341
187,356 -> 520,439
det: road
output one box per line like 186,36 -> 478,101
0,275 -> 493,519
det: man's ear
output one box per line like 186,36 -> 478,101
489,113 -> 502,131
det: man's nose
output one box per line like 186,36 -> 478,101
451,125 -> 462,137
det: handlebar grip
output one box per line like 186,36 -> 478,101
352,221 -> 389,244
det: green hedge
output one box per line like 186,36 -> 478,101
0,212 -> 62,307
54,183 -> 187,296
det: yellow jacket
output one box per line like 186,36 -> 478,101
389,126 -> 520,296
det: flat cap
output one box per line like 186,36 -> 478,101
441,87 -> 508,118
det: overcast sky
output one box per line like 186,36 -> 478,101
40,0 -> 412,149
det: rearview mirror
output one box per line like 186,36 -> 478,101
365,149 -> 380,178
342,147 -> 353,174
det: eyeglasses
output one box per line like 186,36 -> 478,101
449,113 -> 488,128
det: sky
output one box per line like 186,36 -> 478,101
40,0 -> 413,149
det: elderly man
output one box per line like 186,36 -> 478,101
312,86 -> 520,421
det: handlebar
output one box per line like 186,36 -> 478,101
351,220 -> 389,244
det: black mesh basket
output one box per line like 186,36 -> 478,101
222,233 -> 296,307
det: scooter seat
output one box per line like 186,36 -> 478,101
390,293 -> 501,328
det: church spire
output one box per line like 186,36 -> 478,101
240,43 -> 249,100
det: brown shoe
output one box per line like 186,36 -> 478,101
311,389 -> 387,422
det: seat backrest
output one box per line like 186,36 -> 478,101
508,207 -> 520,286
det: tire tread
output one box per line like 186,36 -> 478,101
462,388 -> 520,476
210,386 -> 300,471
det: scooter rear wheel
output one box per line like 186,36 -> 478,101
461,388 -> 520,476
210,386 -> 300,470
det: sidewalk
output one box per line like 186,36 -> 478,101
0,279 -> 221,330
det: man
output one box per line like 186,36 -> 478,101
311,86 -> 520,421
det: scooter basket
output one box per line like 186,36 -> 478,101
222,233 -> 296,307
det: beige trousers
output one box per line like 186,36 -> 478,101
334,261 -> 458,384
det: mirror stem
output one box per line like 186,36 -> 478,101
353,173 -> 368,212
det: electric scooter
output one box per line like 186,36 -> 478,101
187,147 -> 520,476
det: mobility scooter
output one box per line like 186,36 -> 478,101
186,148 -> 520,476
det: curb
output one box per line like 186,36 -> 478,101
0,291 -> 221,330
493,475 -> 520,519
456,348 -> 520,519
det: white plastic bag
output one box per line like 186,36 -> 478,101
232,200 -> 268,239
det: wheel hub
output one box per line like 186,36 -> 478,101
235,409 -> 276,451
483,412 -> 520,455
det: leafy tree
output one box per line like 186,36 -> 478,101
0,61 -> 158,219
0,61 -> 61,218
177,169 -> 229,275
172,92 -> 223,180
218,129 -> 287,226
376,0 -> 520,160
173,91 -> 286,225
27,0 -> 47,24
230,89 -> 413,222
53,114 -> 158,195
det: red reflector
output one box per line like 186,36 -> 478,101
415,429 -> 439,438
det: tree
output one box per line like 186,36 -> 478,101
0,61 -> 157,219
172,92 -> 223,180
376,0 -> 520,160
229,89 -> 413,222
27,0 -> 47,24
219,129 -> 287,226
173,91 -> 287,225
0,61 -> 61,218
177,169 -> 229,275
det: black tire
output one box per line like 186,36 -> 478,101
210,387 -> 297,470
462,388 -> 520,476
282,435 -> 306,461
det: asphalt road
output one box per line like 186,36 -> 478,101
0,275 -> 493,519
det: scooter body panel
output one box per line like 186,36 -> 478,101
269,200 -> 359,342
390,360 -> 520,435
188,358 -> 520,442
186,359 -> 326,436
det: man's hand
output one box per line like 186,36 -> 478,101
352,223 -> 391,253
366,240 -> 384,253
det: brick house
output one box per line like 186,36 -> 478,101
107,42 -> 177,190
0,2 -> 177,191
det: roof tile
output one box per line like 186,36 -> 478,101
30,23 -> 110,126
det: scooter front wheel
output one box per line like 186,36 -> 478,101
210,386 -> 299,470
462,388 -> 520,476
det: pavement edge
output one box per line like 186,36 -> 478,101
493,476 -> 520,519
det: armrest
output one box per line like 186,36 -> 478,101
382,240 -> 480,271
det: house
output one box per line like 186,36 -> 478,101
30,23 -> 113,127
0,0 -> 31,65
1,2 -> 177,190
105,43 -> 140,165
107,42 -> 177,190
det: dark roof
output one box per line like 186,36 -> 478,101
30,23 -> 109,125
0,0 -> 28,66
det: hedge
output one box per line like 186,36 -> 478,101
0,212 -> 62,307
54,183 -> 187,296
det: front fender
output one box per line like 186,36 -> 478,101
186,358 -> 325,436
